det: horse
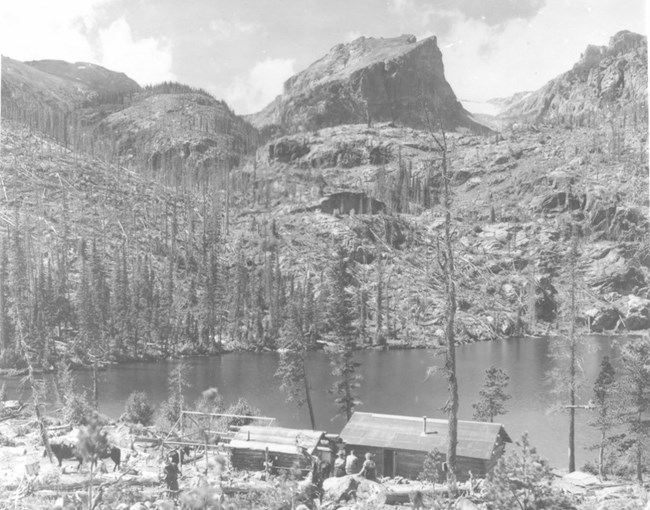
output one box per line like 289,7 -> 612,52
93,445 -> 121,472
46,443 -> 83,470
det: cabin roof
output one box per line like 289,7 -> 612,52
229,426 -> 326,456
340,412 -> 512,460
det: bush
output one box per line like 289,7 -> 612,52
225,398 -> 261,427
123,391 -> 155,426
156,395 -> 182,431
483,434 -> 576,510
193,387 -> 224,415
418,449 -> 443,484
57,361 -> 93,425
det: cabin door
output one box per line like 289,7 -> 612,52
383,449 -> 395,477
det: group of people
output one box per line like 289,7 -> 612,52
333,449 -> 377,481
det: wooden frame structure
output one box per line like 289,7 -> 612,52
160,410 -> 275,471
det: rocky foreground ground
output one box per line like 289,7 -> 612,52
1,411 -> 650,510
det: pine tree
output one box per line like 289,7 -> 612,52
275,297 -> 316,429
472,366 -> 511,422
618,336 -> 650,483
484,434 -> 576,510
325,248 -> 361,421
589,356 -> 617,481
548,229 -> 585,473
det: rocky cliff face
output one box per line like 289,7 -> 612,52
249,35 -> 489,134
497,31 -> 647,123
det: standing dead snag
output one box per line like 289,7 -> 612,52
424,99 -> 459,489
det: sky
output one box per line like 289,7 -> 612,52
0,0 -> 647,115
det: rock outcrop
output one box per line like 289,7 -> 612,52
248,35 -> 490,134
497,31 -> 647,123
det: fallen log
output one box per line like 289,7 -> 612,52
3,475 -> 160,493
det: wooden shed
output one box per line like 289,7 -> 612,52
229,425 -> 327,473
339,412 -> 511,481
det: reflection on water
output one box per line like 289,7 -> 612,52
2,336 -> 625,469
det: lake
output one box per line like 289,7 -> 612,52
3,335 -> 623,470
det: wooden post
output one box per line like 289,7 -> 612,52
265,447 -> 269,479
205,435 -> 209,475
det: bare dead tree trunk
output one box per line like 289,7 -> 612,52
423,99 -> 458,491
441,135 -> 459,489
303,367 -> 316,430
568,236 -> 577,473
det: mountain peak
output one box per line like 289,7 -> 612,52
496,30 -> 647,123
249,33 -> 488,135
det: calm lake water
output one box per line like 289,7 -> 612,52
3,336 -> 624,470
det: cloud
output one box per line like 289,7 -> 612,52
98,18 -> 175,85
345,31 -> 363,42
446,0 -> 546,26
0,0 -> 110,62
0,1 -> 174,85
209,17 -> 258,39
431,0 -> 647,102
389,0 -> 413,15
225,58 -> 295,114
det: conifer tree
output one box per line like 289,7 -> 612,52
548,229 -> 585,473
275,297 -> 316,429
325,248 -> 361,421
618,336 -> 650,483
472,366 -> 511,423
484,434 -> 575,510
589,356 -> 617,481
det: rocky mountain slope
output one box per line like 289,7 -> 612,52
248,34 -> 489,135
248,116 -> 648,337
0,30 -> 647,367
495,30 -> 647,124
1,57 -> 259,188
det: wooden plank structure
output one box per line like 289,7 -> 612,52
339,412 -> 511,481
159,411 -> 275,472
228,425 -> 327,473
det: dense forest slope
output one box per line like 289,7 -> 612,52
0,31 -> 647,370
248,34 -> 489,135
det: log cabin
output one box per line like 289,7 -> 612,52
228,425 -> 329,473
339,412 -> 511,481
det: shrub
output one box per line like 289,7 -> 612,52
156,394 -> 182,431
483,434 -> 576,510
224,398 -> 261,428
418,449 -> 443,484
123,391 -> 155,426
57,361 -> 93,425
193,387 -> 224,415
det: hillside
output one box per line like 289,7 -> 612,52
495,30 -> 647,124
1,58 -> 259,188
248,34 -> 489,135
0,30 -> 648,370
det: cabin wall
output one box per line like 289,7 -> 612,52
344,446 -> 385,476
230,449 -> 310,474
344,444 -> 496,481
394,450 -> 427,479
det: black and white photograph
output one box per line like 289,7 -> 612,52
0,1 -> 648,508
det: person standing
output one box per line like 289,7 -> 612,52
345,450 -> 359,475
163,456 -> 180,497
334,451 -> 346,477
